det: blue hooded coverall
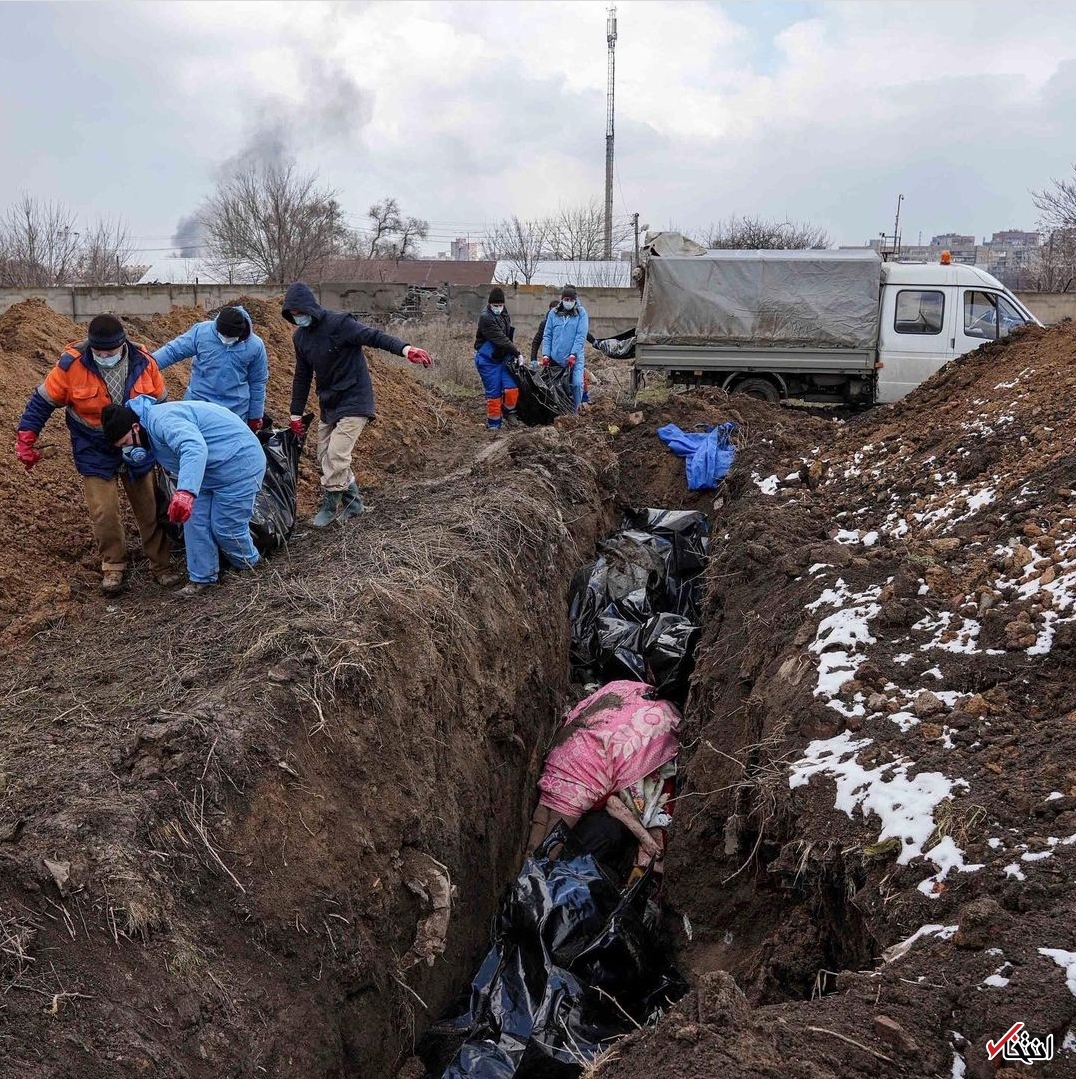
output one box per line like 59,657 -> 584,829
129,396 -> 266,584
541,302 -> 590,411
152,306 -> 269,422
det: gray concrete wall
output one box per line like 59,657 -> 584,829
0,282 -> 643,339
1014,292 -> 1076,324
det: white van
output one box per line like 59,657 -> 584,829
632,248 -> 1041,406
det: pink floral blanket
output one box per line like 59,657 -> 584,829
538,680 -> 681,817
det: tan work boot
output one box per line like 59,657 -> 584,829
154,570 -> 185,588
101,569 -> 125,596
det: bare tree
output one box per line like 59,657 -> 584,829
77,217 -> 137,285
699,215 -> 831,250
549,199 -> 632,260
197,160 -> 347,285
365,197 -> 402,257
483,216 -> 550,285
0,195 -> 81,286
1032,229 -> 1076,292
360,197 -> 429,259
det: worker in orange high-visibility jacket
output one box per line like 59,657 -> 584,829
15,314 -> 180,596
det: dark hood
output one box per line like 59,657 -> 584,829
282,283 -> 326,325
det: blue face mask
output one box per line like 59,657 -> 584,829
293,314 -> 313,328
122,444 -> 148,465
93,348 -> 124,368
490,305 -> 505,315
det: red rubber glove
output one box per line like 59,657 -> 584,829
168,490 -> 195,524
289,416 -> 304,436
567,354 -> 577,367
15,430 -> 42,470
403,345 -> 432,368
247,418 -> 263,433
540,356 -> 551,368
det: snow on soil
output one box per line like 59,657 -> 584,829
1039,949 -> 1076,998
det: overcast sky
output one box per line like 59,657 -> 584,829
2,0 -> 1076,258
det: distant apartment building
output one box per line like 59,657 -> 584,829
451,237 -> 481,261
857,228 -> 1043,288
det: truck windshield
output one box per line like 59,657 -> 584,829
964,290 -> 1031,340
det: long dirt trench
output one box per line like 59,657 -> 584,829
3,384 -> 996,1079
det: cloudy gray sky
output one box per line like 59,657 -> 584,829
2,0 -> 1075,258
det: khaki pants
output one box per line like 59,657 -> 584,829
83,472 -> 171,575
316,416 -> 368,492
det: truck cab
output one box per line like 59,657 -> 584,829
877,261 -> 1038,402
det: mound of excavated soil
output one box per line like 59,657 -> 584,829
598,326 -> 1076,1077
0,425 -> 619,1079
0,298 -> 471,636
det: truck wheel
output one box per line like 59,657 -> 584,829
731,377 -> 781,404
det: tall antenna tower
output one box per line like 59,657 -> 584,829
604,5 -> 617,259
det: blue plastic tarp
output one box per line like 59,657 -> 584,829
656,422 -> 736,491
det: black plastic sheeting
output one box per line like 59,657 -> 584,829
592,328 -> 636,360
153,420 -> 304,556
568,509 -> 709,706
509,360 -> 574,426
435,826 -> 685,1079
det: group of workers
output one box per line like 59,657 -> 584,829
13,279 -> 591,597
15,287 -> 432,597
473,283 -> 591,429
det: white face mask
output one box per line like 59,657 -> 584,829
217,332 -> 239,346
293,314 -> 313,328
93,347 -> 124,368
561,299 -> 576,311
490,305 -> 505,315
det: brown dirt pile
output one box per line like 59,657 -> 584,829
598,327 -> 1076,1076
0,425 -> 619,1078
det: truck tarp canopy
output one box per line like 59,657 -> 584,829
637,248 -> 882,350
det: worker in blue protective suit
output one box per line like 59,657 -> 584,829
474,286 -> 523,430
100,396 -> 266,598
540,284 -> 589,412
152,306 -> 269,429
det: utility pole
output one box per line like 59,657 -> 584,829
893,193 -> 904,256
632,212 -> 640,268
604,5 -> 617,260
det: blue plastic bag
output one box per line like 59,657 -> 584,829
656,422 -> 736,490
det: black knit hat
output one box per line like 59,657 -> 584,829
560,284 -> 578,300
100,404 -> 139,444
215,307 -> 246,337
87,314 -> 126,350
488,286 -> 506,306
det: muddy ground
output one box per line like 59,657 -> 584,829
3,302 -> 1076,1078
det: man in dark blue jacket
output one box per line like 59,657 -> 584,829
283,282 -> 432,527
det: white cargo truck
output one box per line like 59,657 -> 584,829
632,248 -> 1040,405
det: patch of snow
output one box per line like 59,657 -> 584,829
982,973 -> 1010,988
835,529 -> 861,544
924,667 -> 943,680
1022,850 -> 1053,862
986,947 -> 1004,956
988,838 -> 1004,850
890,711 -> 919,733
789,732 -> 978,894
882,922 -> 958,963
754,473 -> 779,495
1064,1031 -> 1076,1053
808,563 -> 830,575
1039,949 -> 1076,998
861,531 -> 879,547
1004,863 -> 1027,881
951,1051 -> 966,1079
919,584 -> 930,595
1047,792 -> 1065,802
894,653 -> 913,665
